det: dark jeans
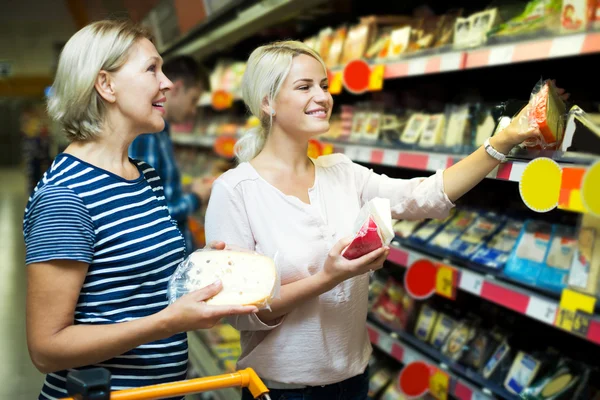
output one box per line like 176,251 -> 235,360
241,368 -> 369,400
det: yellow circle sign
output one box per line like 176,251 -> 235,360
582,161 -> 600,216
519,158 -> 562,213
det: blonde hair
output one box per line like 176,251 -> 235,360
235,41 -> 327,162
47,20 -> 153,142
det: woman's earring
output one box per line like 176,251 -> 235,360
270,107 -> 276,116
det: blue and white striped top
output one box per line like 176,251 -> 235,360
23,153 -> 187,400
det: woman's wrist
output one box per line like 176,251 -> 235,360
489,133 -> 515,156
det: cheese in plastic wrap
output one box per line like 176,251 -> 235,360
343,198 -> 394,260
167,247 -> 280,309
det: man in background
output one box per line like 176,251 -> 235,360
130,56 -> 212,255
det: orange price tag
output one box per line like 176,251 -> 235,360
329,71 -> 343,95
435,264 -> 458,300
213,136 -> 237,158
429,368 -> 450,400
368,65 -> 385,91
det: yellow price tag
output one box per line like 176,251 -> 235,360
329,71 -> 343,95
429,368 -> 450,400
368,65 -> 385,91
435,264 -> 457,300
555,288 -> 596,333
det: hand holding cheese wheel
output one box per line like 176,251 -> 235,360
167,248 -> 279,308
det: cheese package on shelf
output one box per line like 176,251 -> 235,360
504,351 -> 542,395
521,359 -> 590,400
400,113 -> 427,145
414,305 -> 438,342
568,215 -> 600,298
410,209 -> 457,244
441,320 -> 477,362
167,248 -> 279,309
343,198 -> 394,260
368,368 -> 394,398
429,209 -> 479,250
418,113 -> 446,148
428,313 -> 456,349
504,221 -> 553,287
448,212 -> 504,258
471,219 -> 524,270
537,225 -> 577,293
482,340 -> 514,381
444,105 -> 471,149
393,219 -> 424,239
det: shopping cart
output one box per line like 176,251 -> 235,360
59,367 -> 271,400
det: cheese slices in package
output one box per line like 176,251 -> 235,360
168,250 -> 278,308
400,113 -> 427,144
504,352 -> 542,395
343,198 -> 394,260
529,80 -> 567,149
419,114 -> 446,148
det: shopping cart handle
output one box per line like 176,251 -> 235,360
60,367 -> 270,400
66,368 -> 111,400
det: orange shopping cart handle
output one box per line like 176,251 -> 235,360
60,368 -> 270,400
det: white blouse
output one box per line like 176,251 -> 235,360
205,154 -> 454,387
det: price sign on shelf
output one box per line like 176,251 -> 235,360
435,264 -> 458,300
368,64 -> 385,91
554,288 -> 596,335
329,71 -> 343,95
378,332 -> 394,354
429,367 -> 450,400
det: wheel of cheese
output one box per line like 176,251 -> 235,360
184,250 -> 277,308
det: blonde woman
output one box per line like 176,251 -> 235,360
23,20 -> 256,400
205,41 -> 563,399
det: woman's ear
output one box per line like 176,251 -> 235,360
94,71 -> 116,103
261,96 -> 274,117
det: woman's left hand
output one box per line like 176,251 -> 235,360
491,81 -> 570,154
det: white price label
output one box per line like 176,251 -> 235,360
383,149 -> 400,166
488,45 -> 515,66
402,349 -> 422,365
526,297 -> 558,325
357,147 -> 372,163
459,270 -> 484,296
440,52 -> 463,72
378,333 -> 394,354
549,34 -> 585,58
408,58 -> 427,75
427,154 -> 447,171
345,146 -> 359,160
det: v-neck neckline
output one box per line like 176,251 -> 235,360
245,159 -> 318,207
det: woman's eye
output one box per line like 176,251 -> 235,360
322,85 -> 329,91
298,86 -> 309,91
147,64 -> 156,73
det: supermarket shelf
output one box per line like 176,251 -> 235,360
319,139 -> 594,182
367,317 -> 510,400
387,240 -> 600,346
172,133 -> 217,149
330,31 -> 600,82
187,331 -> 240,400
169,0 -> 328,60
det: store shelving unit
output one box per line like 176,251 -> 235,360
386,240 -> 600,346
187,332 -> 240,400
367,317 -> 516,400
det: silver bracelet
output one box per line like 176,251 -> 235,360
484,138 -> 507,162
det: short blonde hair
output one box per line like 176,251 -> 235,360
47,20 -> 153,142
235,41 -> 327,162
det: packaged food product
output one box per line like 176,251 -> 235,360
428,313 -> 456,349
568,215 -> 600,296
418,114 -> 446,148
368,368 -> 394,398
449,212 -> 503,258
537,225 -> 577,292
400,113 -> 427,145
414,305 -> 437,341
482,340 -> 514,380
471,219 -> 524,269
522,359 -> 590,400
429,210 -> 478,250
343,198 -> 394,260
326,26 -> 347,68
441,320 -> 477,361
561,0 -> 596,32
527,79 -> 567,149
504,352 -> 542,395
167,248 -> 279,308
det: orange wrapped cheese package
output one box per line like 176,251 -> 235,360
528,79 -> 567,149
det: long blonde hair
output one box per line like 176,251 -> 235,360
235,41 -> 327,162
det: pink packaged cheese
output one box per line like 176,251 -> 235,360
343,198 -> 394,260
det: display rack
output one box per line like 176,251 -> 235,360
387,240 -> 600,346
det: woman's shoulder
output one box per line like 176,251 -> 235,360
312,153 -> 353,169
215,162 -> 260,190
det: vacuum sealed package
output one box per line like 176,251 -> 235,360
448,212 -> 503,259
482,340 -> 514,381
393,219 -> 424,239
368,368 -> 394,398
471,219 -> 524,270
400,113 -> 427,145
525,79 -> 567,150
444,104 -> 471,150
428,313 -> 456,349
568,215 -> 600,296
441,320 -> 477,362
504,351 -> 543,395
410,209 -> 457,244
371,277 -> 416,330
343,198 -> 394,260
537,225 -> 577,293
418,114 -> 446,148
462,330 -> 501,371
429,209 -> 479,250
414,305 -> 438,342
167,247 -> 280,309
521,359 -> 590,400
504,221 -> 552,287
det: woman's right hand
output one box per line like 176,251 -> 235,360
320,237 -> 390,289
161,280 -> 258,335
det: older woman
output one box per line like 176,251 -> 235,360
23,20 -> 256,400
